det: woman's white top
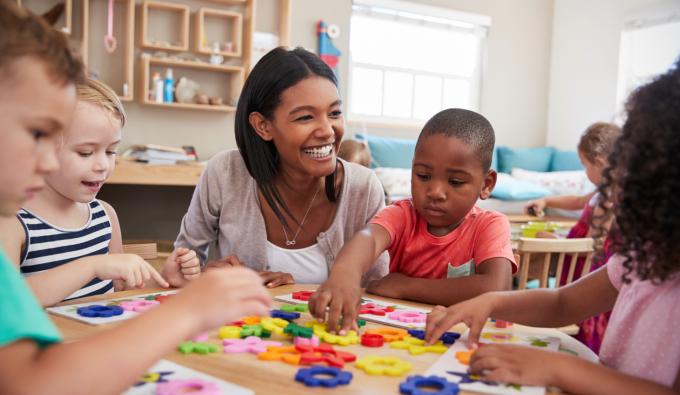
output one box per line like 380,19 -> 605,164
265,241 -> 328,284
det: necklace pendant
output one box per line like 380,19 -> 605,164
286,240 -> 296,246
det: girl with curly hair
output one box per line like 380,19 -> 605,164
425,58 -> 680,394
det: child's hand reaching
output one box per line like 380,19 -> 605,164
162,247 -> 201,287
94,254 -> 169,290
171,267 -> 272,332
425,293 -> 495,346
469,344 -> 563,386
309,274 -> 362,335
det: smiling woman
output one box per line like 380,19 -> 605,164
175,47 -> 389,287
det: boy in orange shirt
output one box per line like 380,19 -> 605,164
310,108 -> 516,332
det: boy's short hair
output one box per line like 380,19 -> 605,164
338,139 -> 371,167
577,122 -> 621,163
78,78 -> 126,127
0,0 -> 84,85
418,108 -> 495,171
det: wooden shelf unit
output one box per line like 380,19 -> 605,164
17,0 -> 73,35
139,56 -> 244,112
109,159 -> 203,186
140,0 -> 190,52
195,7 -> 243,57
82,0 -> 135,101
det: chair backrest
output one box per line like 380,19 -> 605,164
122,243 -> 158,260
515,237 -> 594,289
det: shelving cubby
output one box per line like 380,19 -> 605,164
195,7 -> 243,58
17,0 -> 73,35
140,0 -> 190,52
140,56 -> 245,113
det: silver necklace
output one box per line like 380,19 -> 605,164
282,185 -> 321,246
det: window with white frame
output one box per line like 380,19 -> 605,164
616,10 -> 680,118
348,0 -> 490,125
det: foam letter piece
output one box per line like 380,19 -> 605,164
284,322 -> 314,338
280,303 -> 309,312
359,302 -> 396,316
223,336 -> 282,354
294,335 -> 320,347
365,328 -> 408,342
356,356 -> 412,376
295,366 -> 352,388
270,309 -> 300,321
156,378 -> 221,395
292,290 -> 314,301
260,317 -> 290,335
399,375 -> 460,395
218,326 -> 242,339
76,304 -> 124,318
119,300 -> 160,312
240,324 -> 271,338
388,310 -> 427,323
390,336 -> 447,355
177,341 -> 219,355
257,345 -> 302,365
296,343 -> 356,368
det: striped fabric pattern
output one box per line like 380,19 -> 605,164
18,200 -> 114,300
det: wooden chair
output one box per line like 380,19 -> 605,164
516,237 -> 594,289
122,243 -> 158,260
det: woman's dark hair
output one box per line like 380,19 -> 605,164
592,58 -> 680,284
235,47 -> 339,232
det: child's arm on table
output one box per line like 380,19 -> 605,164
103,201 -> 198,289
0,267 -> 271,395
425,265 -> 618,345
309,223 -> 391,334
0,217 -> 168,306
366,257 -> 512,306
525,192 -> 595,216
468,344 -> 680,395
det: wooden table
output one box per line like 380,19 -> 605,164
51,285 -> 586,394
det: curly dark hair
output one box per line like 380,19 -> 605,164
592,58 -> 680,284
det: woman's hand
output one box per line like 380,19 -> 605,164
470,344 -> 563,387
205,255 -> 244,269
259,271 -> 295,288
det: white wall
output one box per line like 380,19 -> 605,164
347,0 -> 555,148
545,0 -> 674,150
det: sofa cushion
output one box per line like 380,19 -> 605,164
374,167 -> 411,197
496,146 -> 554,173
491,173 -> 552,200
550,149 -> 583,171
356,133 -> 416,169
511,168 -> 594,196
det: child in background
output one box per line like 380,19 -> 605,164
338,139 -> 371,167
526,122 -> 620,353
311,109 -> 516,333
524,122 -> 620,221
0,4 -> 270,394
0,77 -> 201,307
426,60 -> 680,394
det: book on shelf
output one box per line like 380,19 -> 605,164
122,144 -> 198,165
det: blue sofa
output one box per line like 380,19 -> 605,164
355,133 -> 587,214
